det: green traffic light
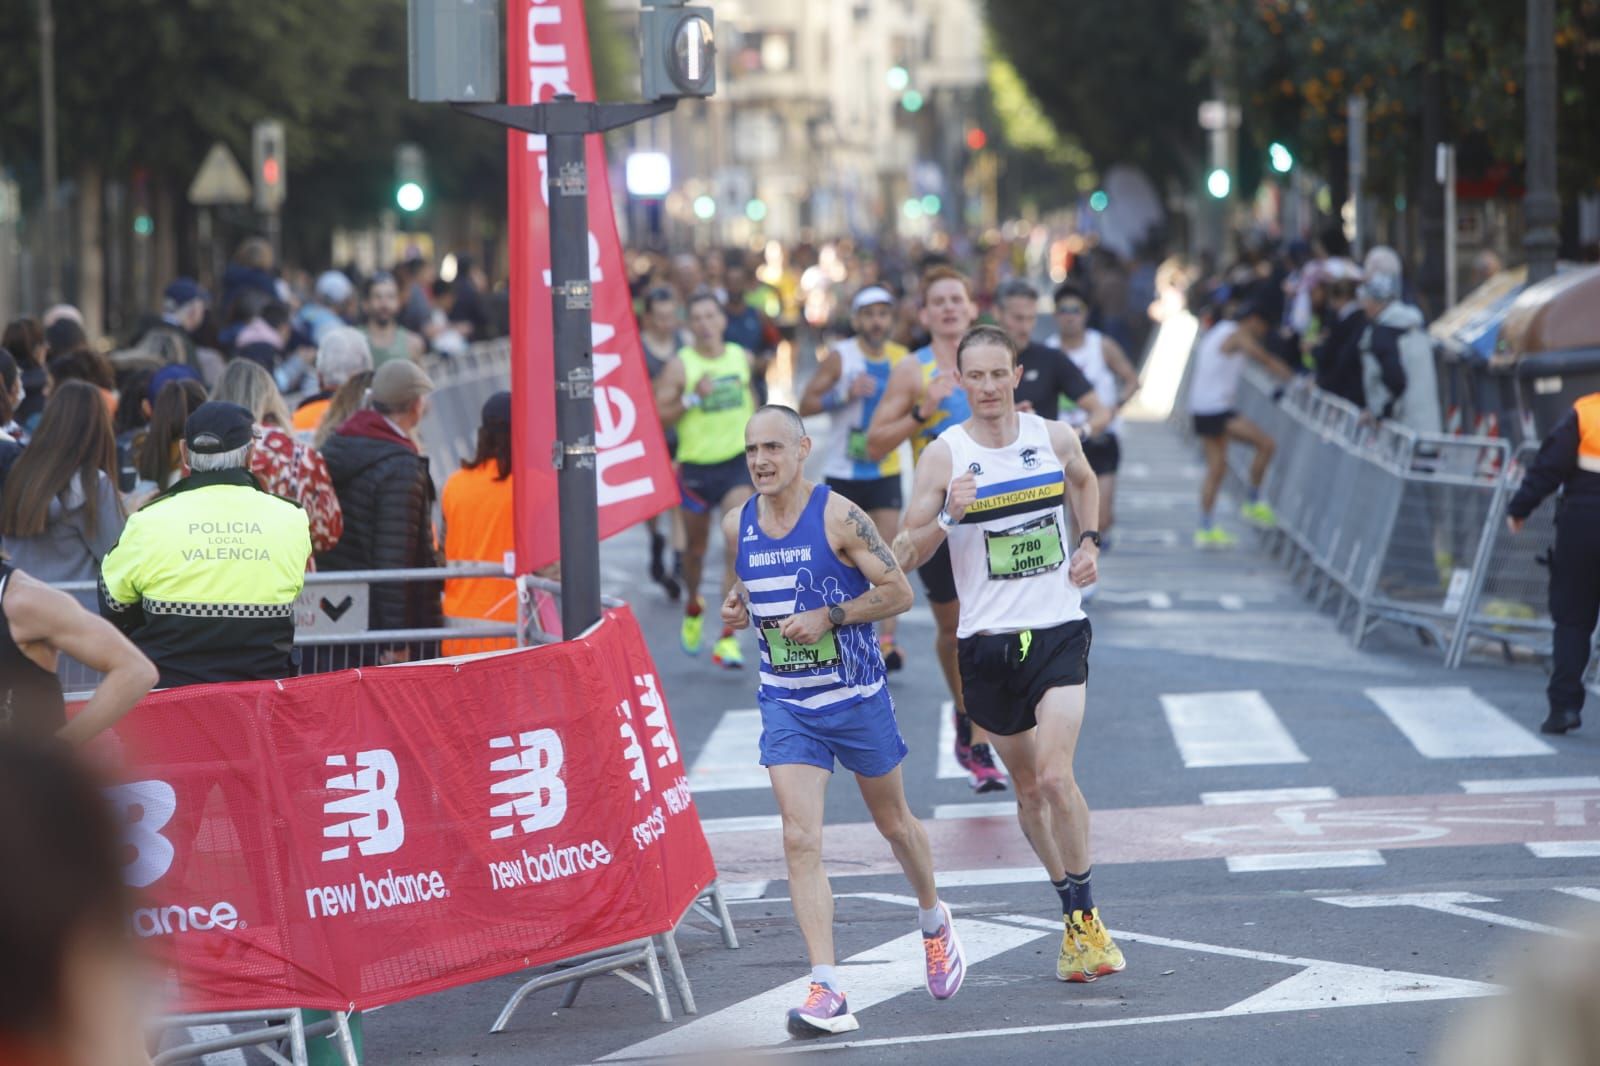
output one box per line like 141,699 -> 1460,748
900,89 -> 924,113
1268,142 -> 1294,174
396,181 -> 425,212
1088,190 -> 1109,212
1206,168 -> 1232,199
133,214 -> 154,236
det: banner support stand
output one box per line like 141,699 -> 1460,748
456,97 -> 675,640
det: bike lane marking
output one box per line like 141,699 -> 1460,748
708,787 -> 1600,884
1318,892 -> 1573,937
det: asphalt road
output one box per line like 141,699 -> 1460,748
361,416 -> 1599,1066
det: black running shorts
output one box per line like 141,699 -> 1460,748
918,539 -> 959,605
677,455 -> 751,514
957,618 -> 1092,736
1081,434 -> 1121,475
1192,411 -> 1235,439
826,475 -> 904,513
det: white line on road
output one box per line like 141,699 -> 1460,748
700,815 -> 783,834
1365,687 -> 1556,759
719,880 -> 771,901
1201,786 -> 1339,806
1319,892 -> 1573,937
932,801 -> 1017,820
1217,594 -> 1245,611
599,918 -> 1050,1060
1555,887 -> 1600,903
1528,840 -> 1600,859
1225,850 -> 1384,873
1095,589 -> 1173,609
1159,691 -> 1308,768
687,709 -> 768,792
936,701 -> 965,780
1460,776 -> 1600,794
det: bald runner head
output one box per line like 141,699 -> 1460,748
745,405 -> 811,496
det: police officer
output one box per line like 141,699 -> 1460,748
100,401 -> 311,687
1506,391 -> 1600,734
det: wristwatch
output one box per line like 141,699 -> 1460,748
910,403 -> 927,423
937,509 -> 959,531
1078,530 -> 1102,548
828,604 -> 847,627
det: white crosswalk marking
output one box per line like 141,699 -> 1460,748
1459,776 -> 1600,794
1201,787 -> 1339,806
686,709 -> 768,792
1159,691 -> 1308,768
1365,687 -> 1555,759
1226,850 -> 1384,873
1528,841 -> 1600,859
932,801 -> 1017,820
600,917 -> 1050,1060
936,700 -> 965,780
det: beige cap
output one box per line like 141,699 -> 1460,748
370,360 -> 434,407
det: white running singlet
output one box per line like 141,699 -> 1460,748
1063,330 -> 1123,436
941,413 -> 1086,639
1188,320 -> 1245,416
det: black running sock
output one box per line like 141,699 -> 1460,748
1064,869 -> 1094,916
1051,876 -> 1073,916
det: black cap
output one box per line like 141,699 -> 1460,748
481,391 -> 512,428
184,401 -> 255,454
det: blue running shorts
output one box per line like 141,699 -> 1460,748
758,687 -> 908,778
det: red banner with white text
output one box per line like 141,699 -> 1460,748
92,608 -> 714,1012
507,0 -> 679,573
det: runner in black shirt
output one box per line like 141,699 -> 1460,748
995,280 -> 1111,433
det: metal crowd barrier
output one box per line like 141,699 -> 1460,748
418,338 -> 513,494
1218,367 -> 1513,663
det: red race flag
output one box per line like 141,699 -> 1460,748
507,0 -> 680,574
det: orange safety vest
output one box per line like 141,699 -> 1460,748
1577,393 -> 1600,473
292,397 -> 331,436
441,461 -> 519,655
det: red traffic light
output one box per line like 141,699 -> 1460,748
262,157 -> 281,186
965,127 -> 987,151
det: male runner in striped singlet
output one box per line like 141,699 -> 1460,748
721,404 -> 966,1038
895,324 -> 1126,984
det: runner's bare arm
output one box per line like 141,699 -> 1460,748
864,356 -> 923,462
1050,419 -> 1102,534
1078,389 -> 1113,437
654,357 -> 690,426
1104,337 -> 1141,406
890,438 -> 956,571
718,507 -> 751,628
797,348 -> 845,417
7,573 -> 157,745
777,495 -> 913,644
1223,329 -> 1293,382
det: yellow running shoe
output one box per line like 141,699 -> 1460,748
680,610 -> 704,656
711,634 -> 743,669
1070,908 -> 1126,980
1240,500 -> 1277,528
1056,914 -> 1090,982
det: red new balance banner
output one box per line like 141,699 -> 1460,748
507,0 -> 679,573
93,608 -> 714,1012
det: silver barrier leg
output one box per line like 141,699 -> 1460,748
690,881 -> 740,949
656,926 -> 698,1015
332,1011 -> 359,1066
152,1011 -> 307,1066
560,979 -> 585,1008
289,1010 -> 309,1066
490,939 -> 672,1034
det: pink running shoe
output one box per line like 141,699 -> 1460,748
786,982 -> 859,1038
967,742 -> 1009,793
922,902 -> 967,1000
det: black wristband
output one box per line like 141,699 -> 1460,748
1078,530 -> 1102,548
910,403 -> 927,423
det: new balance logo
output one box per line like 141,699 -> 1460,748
488,730 -> 568,841
106,780 -> 177,889
322,750 -> 405,862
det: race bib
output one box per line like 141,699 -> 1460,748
702,374 -> 747,412
847,429 -> 870,463
984,514 -> 1065,580
761,620 -> 842,673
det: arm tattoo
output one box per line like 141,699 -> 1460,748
844,504 -> 899,573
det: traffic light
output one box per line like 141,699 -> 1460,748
252,120 -> 286,213
640,1 -> 716,100
395,144 -> 427,213
900,89 -> 924,113
885,66 -> 910,92
1268,141 -> 1294,174
1206,168 -> 1232,199
965,127 -> 988,151
1089,190 -> 1109,212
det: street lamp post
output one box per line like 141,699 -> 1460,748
38,0 -> 61,305
1523,0 -> 1559,285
